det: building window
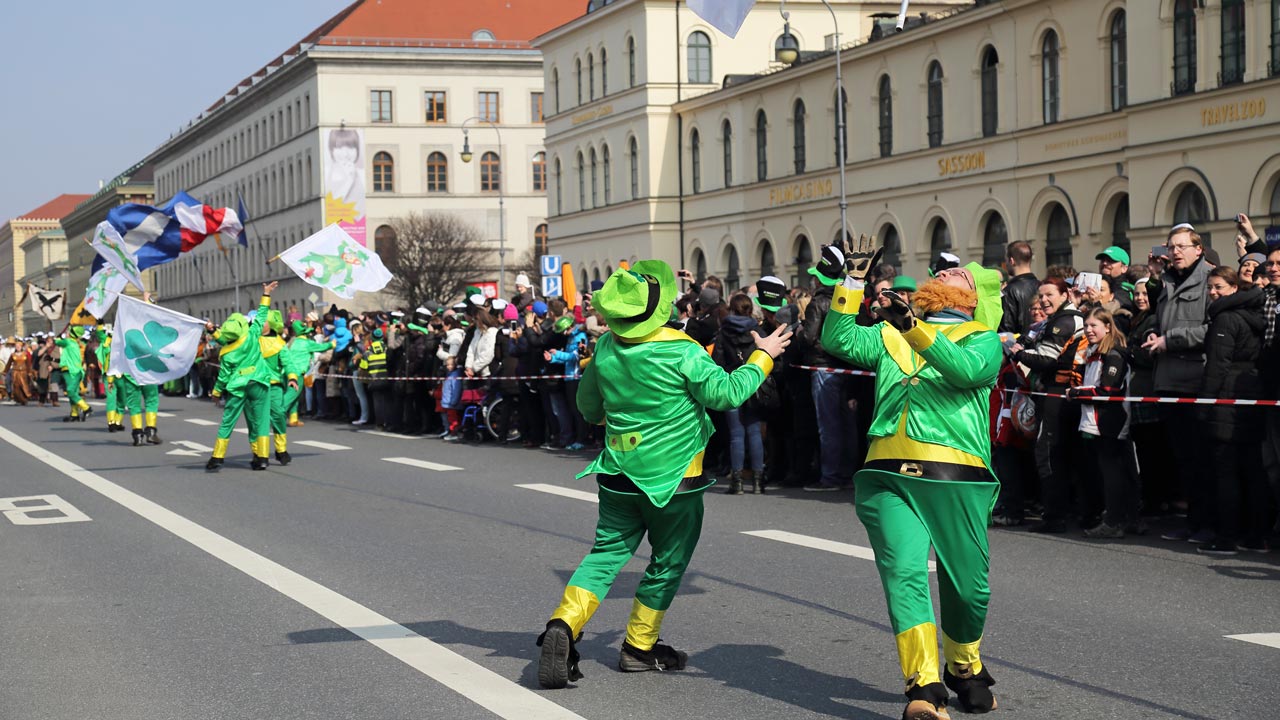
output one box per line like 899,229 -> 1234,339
427,152 -> 448,193
371,90 -> 392,123
793,99 -> 806,175
578,152 -> 586,208
588,53 -> 596,101
629,137 -> 639,198
602,145 -> 612,204
688,31 -> 712,84
926,61 -> 944,148
426,91 -> 447,123
755,110 -> 768,181
628,36 -> 637,86
531,92 -> 544,123
1222,0 -> 1245,86
1174,0 -> 1197,95
722,120 -> 733,187
793,235 -> 812,287
692,248 -> 707,282
532,152 -> 547,192
1042,31 -> 1060,124
982,213 -> 1008,267
576,58 -> 583,105
930,219 -> 952,257
590,148 -> 599,207
1174,184 -> 1210,227
1111,195 -> 1130,253
725,245 -> 740,290
375,225 -> 398,268
835,87 -> 848,164
553,68 -> 561,114
535,223 -> 549,255
981,47 -> 999,137
881,226 -> 902,270
1110,12 -> 1127,110
690,129 -> 702,193
1046,204 -> 1073,266
1272,0 -> 1280,77
555,157 -> 563,214
601,48 -> 608,95
481,151 -> 501,192
878,75 -> 893,158
479,91 -> 500,123
372,151 -> 394,192
760,242 -> 775,277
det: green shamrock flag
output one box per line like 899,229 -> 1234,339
109,295 -> 207,385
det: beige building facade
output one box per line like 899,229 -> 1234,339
541,0 -> 1280,290
0,193 -> 91,337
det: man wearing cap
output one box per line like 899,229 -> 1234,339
890,276 -> 918,306
536,260 -> 791,689
798,244 -> 859,491
822,237 -> 1004,719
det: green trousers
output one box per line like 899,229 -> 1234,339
105,377 -> 119,421
63,369 -> 89,416
855,469 -> 999,689
550,485 -> 705,651
213,383 -> 271,458
123,382 -> 160,429
268,384 -> 288,453
284,384 -> 302,422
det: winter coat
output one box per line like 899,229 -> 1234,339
798,284 -> 849,368
1071,345 -> 1131,440
1199,287 -> 1267,443
1153,259 -> 1211,394
1013,303 -> 1083,390
1125,309 -> 1161,425
711,314 -> 760,373
464,327 -> 499,377
1000,272 -> 1040,335
550,328 -> 588,380
436,327 -> 465,362
684,308 -> 721,347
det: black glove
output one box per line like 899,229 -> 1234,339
877,290 -> 915,332
842,233 -> 883,282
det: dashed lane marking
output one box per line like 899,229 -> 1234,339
360,430 -> 423,440
0,425 -> 586,720
233,429 -> 248,435
295,440 -> 352,451
184,418 -> 217,426
157,412 -> 175,418
384,457 -> 462,472
516,483 -> 599,504
1226,633 -> 1280,650
742,529 -> 936,571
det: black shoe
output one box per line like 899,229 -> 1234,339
944,664 -> 997,713
145,427 -> 162,445
108,423 -> 124,433
63,415 -> 76,423
251,456 -> 269,471
206,457 -> 223,472
275,451 -> 292,466
535,619 -> 583,689
1026,521 -> 1067,534
80,407 -> 93,422
1196,541 -> 1239,557
903,682 -> 949,720
618,639 -> 687,672
132,429 -> 145,446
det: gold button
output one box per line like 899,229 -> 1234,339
837,297 -> 846,306
901,379 -> 910,387
911,378 -> 921,386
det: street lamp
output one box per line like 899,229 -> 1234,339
459,116 -> 506,298
778,0 -> 848,249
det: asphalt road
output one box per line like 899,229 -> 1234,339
1,397 -> 1277,719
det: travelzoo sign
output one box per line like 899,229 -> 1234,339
769,178 -> 834,207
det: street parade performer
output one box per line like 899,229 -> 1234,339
283,320 -> 334,428
821,235 -> 1004,720
536,260 -> 792,689
205,282 -> 277,472
54,325 -> 92,423
96,327 -> 125,433
259,309 -> 294,466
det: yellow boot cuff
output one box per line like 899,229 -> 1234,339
943,632 -> 983,676
274,434 -> 288,453
131,415 -> 144,431
145,412 -> 157,427
251,437 -> 271,457
896,622 -> 941,689
212,437 -> 231,459
78,400 -> 90,412
550,586 -> 600,638
623,599 -> 665,652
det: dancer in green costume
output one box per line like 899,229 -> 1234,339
259,309 -> 292,465
54,326 -> 91,422
536,260 -> 792,689
205,282 -> 278,472
821,236 -> 1003,720
283,321 -> 334,426
96,328 -> 126,433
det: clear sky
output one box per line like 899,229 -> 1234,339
0,0 -> 353,222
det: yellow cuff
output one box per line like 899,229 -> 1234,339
551,586 -> 601,637
131,414 -> 144,431
212,437 -> 231,459
274,434 -> 288,453
902,322 -> 937,352
896,622 -> 941,690
624,599 -> 666,652
212,389 -> 222,398
259,295 -> 272,306
943,631 -> 983,676
746,349 -> 774,376
831,282 -> 864,316
145,412 -> 157,427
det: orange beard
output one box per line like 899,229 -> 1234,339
911,280 -> 978,317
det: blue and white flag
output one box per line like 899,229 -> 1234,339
82,256 -> 129,319
108,295 -> 207,385
92,192 -> 243,291
687,0 -> 755,38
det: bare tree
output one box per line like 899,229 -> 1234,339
384,212 -> 489,309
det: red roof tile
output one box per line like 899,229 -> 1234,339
317,0 -> 584,46
16,194 -> 94,222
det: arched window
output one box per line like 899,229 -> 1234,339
372,151 -> 394,192
927,61 -> 944,148
1111,195 -> 1130,253
878,75 -> 893,158
1042,31 -> 1060,124
592,267 -> 602,283
1046,204 -> 1073,267
688,31 -> 712,83
722,120 -> 733,187
1110,12 -> 1127,110
577,151 -> 586,208
756,110 -> 768,181
793,99 -> 806,175
601,48 -> 608,95
1174,184 -> 1210,226
629,137 -> 639,199
981,47 -> 999,137
590,148 -> 599,207
1222,0 -> 1245,86
602,145 -> 612,204
690,129 -> 702,193
555,158 -> 563,214
1174,0 -> 1197,94
794,235 -> 813,286
575,57 -> 583,105
725,245 -> 741,290
760,242 -> 776,277
881,226 -> 902,270
1270,177 -> 1280,217
692,248 -> 707,282
588,53 -> 595,101
532,151 -> 547,192
835,87 -> 848,164
552,68 -> 560,114
930,219 -> 952,257
427,151 -> 448,193
375,224 -> 398,268
480,151 -> 501,192
1271,0 -> 1280,78
628,36 -> 637,87
535,223 -> 549,255
982,213 -> 1009,267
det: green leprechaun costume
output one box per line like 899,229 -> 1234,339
206,284 -> 276,472
536,260 -> 789,689
54,326 -> 92,422
822,237 -> 1003,719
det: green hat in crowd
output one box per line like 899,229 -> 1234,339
1096,246 -> 1130,265
218,313 -> 249,345
554,315 -> 574,333
594,260 -> 678,339
69,325 -> 87,339
291,320 -> 309,336
465,285 -> 483,299
266,309 -> 284,334
965,262 -> 1004,331
890,275 -> 918,293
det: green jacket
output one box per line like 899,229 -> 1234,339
576,327 -> 773,508
214,297 -> 272,396
283,337 -> 335,381
54,338 -> 84,375
821,280 -> 1002,467
95,338 -> 112,376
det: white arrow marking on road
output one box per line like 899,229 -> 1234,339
360,430 -> 423,440
1226,633 -> 1280,650
166,449 -> 204,457
384,457 -> 461,472
516,483 -> 599,504
0,425 -> 587,720
173,440 -> 213,452
742,529 -> 936,572
184,418 -> 217,426
296,440 -> 352,451
157,412 -> 175,418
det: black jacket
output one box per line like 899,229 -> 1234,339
1014,304 -> 1083,389
1200,288 -> 1267,443
1071,346 -> 1131,439
1125,309 -> 1161,424
1000,272 -> 1040,335
685,308 -> 721,347
798,284 -> 848,367
711,315 -> 759,373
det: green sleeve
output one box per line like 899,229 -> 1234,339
250,297 -> 270,334
297,339 -> 334,353
906,325 -> 1003,390
680,344 -> 766,412
577,359 -> 604,425
820,282 -> 885,369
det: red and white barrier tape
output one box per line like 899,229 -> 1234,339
316,372 -> 576,382
1004,388 -> 1280,407
791,364 -> 877,378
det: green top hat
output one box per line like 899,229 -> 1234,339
594,260 -> 678,339
291,320 -> 309,336
965,262 -> 1004,331
218,313 -> 249,345
890,275 -> 918,293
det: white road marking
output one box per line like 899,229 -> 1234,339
233,428 -> 248,435
742,529 -> 936,572
157,412 -> 175,418
87,401 -> 105,407
0,494 -> 91,525
296,440 -> 352,451
384,457 -> 461,472
0,425 -> 586,720
1226,633 -> 1280,650
167,440 -> 214,457
184,418 -> 217,426
516,483 -> 599,504
360,430 -> 422,440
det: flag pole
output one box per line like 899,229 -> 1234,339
190,253 -> 209,289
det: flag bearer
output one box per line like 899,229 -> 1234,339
96,327 -> 126,433
206,282 -> 277,472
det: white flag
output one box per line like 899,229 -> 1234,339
28,284 -> 65,320
687,0 -> 756,38
279,224 -> 393,300
83,262 -> 129,319
109,295 -> 206,385
92,221 -> 146,292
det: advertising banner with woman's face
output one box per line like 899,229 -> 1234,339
323,128 -> 368,246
